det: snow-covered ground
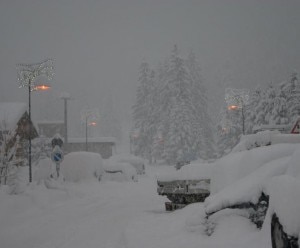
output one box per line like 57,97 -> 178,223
0,163 -> 268,248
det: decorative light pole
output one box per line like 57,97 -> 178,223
80,108 -> 99,151
225,88 -> 249,135
17,59 -> 54,182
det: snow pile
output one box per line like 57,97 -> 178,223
232,131 -> 275,152
34,158 -> 54,182
210,143 -> 300,194
232,131 -> 300,153
205,156 -> 290,214
61,152 -> 104,182
157,162 -> 213,182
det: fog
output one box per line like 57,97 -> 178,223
1,0 -> 300,146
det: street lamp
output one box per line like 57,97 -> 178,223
81,108 -> 99,151
17,59 -> 54,183
225,88 -> 249,135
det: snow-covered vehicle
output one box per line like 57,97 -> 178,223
107,154 -> 145,175
157,162 -> 212,211
103,157 -> 138,182
203,131 -> 300,247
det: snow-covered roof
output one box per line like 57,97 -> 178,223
0,102 -> 27,130
37,120 -> 64,124
68,137 -> 116,143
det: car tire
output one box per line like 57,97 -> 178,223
271,214 -> 298,248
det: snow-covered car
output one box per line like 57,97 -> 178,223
35,152 -> 104,183
103,158 -> 138,182
157,161 -> 212,211
107,154 -> 145,175
203,131 -> 300,247
267,150 -> 300,248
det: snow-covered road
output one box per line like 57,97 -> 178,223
0,165 -> 268,248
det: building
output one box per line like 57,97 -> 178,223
0,102 -> 38,166
37,120 -> 64,138
67,137 -> 116,159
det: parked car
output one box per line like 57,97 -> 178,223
103,158 -> 138,182
157,161 -> 212,211
107,154 -> 145,175
203,131 -> 300,248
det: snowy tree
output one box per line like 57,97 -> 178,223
186,51 -> 214,159
98,92 -> 122,142
160,46 -> 199,164
132,61 -> 156,161
279,72 -> 300,123
215,105 -> 241,157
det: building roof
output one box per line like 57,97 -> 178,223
68,137 -> 116,143
0,102 -> 27,130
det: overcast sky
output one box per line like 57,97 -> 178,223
1,0 -> 300,137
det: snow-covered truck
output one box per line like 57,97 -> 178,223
157,162 -> 212,211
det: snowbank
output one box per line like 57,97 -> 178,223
232,131 -> 300,153
157,162 -> 213,182
211,143 -> 300,194
61,152 -> 104,182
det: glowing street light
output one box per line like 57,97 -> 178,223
225,88 -> 249,135
81,108 -> 99,151
17,59 -> 54,183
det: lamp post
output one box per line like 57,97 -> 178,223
60,93 -> 71,150
225,88 -> 249,135
17,59 -> 54,183
81,108 -> 99,151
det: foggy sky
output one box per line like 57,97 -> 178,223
1,0 -> 300,139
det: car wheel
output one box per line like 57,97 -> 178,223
271,214 -> 299,248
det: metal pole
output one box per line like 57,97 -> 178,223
241,103 -> 245,135
64,98 -> 68,146
86,116 -> 88,151
28,81 -> 32,183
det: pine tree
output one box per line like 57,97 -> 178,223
132,61 -> 156,161
186,51 -> 214,159
161,46 -> 198,164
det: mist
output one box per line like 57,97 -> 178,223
1,0 -> 300,148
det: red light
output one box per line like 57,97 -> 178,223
88,122 -> 97,126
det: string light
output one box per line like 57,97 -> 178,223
17,59 -> 54,91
